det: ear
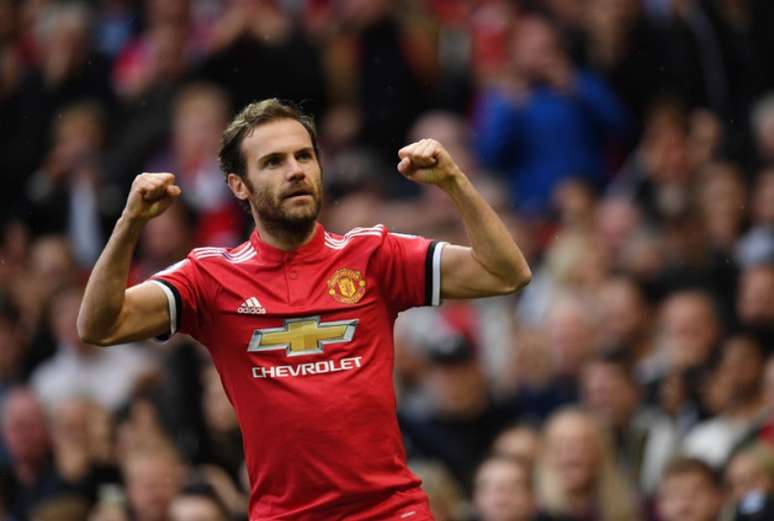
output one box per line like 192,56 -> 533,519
227,173 -> 251,202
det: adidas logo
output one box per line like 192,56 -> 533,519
238,297 -> 266,315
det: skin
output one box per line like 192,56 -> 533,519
474,458 -> 536,521
77,117 -> 531,345
657,473 -> 722,521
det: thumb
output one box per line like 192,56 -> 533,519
166,185 -> 182,197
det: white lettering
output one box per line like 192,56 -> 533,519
251,356 -> 364,379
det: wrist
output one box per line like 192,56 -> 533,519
116,212 -> 147,238
439,167 -> 469,194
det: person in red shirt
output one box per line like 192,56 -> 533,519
77,99 -> 532,520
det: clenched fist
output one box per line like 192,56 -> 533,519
124,173 -> 182,222
397,139 -> 462,189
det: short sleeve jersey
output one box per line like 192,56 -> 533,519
150,223 -> 445,520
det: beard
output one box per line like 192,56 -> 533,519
246,177 -> 322,244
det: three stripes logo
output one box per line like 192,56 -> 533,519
238,297 -> 266,315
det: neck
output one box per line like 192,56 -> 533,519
254,216 -> 317,251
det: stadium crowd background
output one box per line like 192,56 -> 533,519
1,0 -> 774,520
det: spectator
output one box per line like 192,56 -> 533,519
144,82 -> 242,247
123,445 -> 185,521
30,285 -> 154,412
535,408 -> 641,521
168,482 -> 228,521
656,456 -> 723,521
725,443 -> 774,520
475,14 -> 631,216
580,353 -> 678,493
0,387 -> 67,520
473,455 -> 536,521
491,424 -> 542,469
735,263 -> 774,349
736,169 -> 774,269
683,334 -> 767,467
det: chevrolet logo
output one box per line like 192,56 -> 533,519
247,316 -> 358,357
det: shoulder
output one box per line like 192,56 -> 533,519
322,224 -> 387,251
188,241 -> 256,265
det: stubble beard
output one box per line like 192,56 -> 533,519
247,179 -> 322,244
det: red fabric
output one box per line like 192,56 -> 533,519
152,223 -> 435,520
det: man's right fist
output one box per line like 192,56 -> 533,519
124,173 -> 182,222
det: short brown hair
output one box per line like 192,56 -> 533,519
660,457 -> 721,489
218,98 -> 319,179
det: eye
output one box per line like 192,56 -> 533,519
297,150 -> 313,162
264,156 -> 282,168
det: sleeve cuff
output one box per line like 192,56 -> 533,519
149,279 -> 181,339
424,241 -> 446,306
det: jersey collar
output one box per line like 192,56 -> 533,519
249,222 -> 326,263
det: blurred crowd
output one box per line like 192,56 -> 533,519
1,0 -> 774,520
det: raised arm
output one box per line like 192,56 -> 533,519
397,139 -> 531,299
77,173 -> 182,346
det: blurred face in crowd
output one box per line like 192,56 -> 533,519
474,458 -> 536,521
0,388 -> 51,468
763,356 -> 774,409
492,426 -> 542,467
699,163 -> 746,247
737,265 -> 774,328
595,278 -> 649,349
546,298 -> 595,377
726,449 -> 774,504
50,287 -> 93,355
425,360 -> 487,417
142,204 -> 192,265
125,450 -> 185,521
30,236 -> 75,296
659,292 -> 719,371
511,17 -> 565,82
543,411 -> 600,495
657,470 -> 723,521
173,86 -> 229,163
716,335 -> 764,406
234,119 -> 323,235
752,170 -> 774,225
581,360 -> 639,430
168,495 -> 226,521
202,366 -> 237,433
0,317 -> 23,380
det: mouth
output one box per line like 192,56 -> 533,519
283,188 -> 314,201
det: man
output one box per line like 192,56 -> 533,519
656,457 -> 723,521
77,98 -> 531,519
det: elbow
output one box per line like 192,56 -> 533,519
76,316 -> 112,347
503,267 -> 532,295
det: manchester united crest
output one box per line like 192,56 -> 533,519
327,268 -> 366,304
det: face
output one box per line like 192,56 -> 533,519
169,496 -> 225,521
582,362 -> 638,429
661,294 -> 718,370
1,390 -> 50,465
657,473 -> 722,521
737,267 -> 774,326
727,452 -> 773,503
126,453 -> 184,521
544,414 -> 599,494
231,119 -> 322,233
474,459 -> 535,521
492,427 -> 541,467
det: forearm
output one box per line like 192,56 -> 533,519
77,215 -> 144,343
442,171 -> 531,289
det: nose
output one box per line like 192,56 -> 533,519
286,157 -> 306,182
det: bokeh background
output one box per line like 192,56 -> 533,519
1,0 -> 774,520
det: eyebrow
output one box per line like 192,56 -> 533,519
257,147 -> 315,166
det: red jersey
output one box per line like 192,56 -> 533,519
150,223 -> 444,520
